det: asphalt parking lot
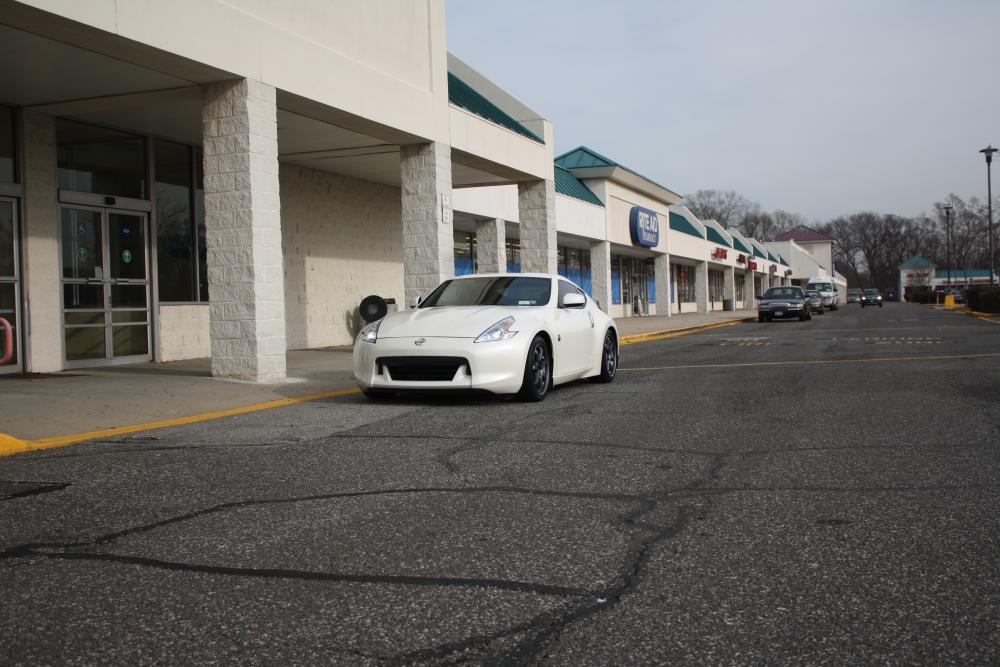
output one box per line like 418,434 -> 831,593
2,303 -> 999,664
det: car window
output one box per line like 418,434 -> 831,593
420,276 -> 552,307
557,280 -> 585,304
763,287 -> 803,299
809,282 -> 833,292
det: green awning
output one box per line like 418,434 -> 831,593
448,72 -> 544,144
706,226 -> 731,247
669,212 -> 704,239
554,166 -> 603,206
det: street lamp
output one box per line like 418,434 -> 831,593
981,145 -> 997,286
942,205 -> 953,294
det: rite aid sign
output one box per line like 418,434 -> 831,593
629,207 -> 660,247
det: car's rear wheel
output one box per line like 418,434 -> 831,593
799,310 -> 809,321
518,335 -> 550,402
758,314 -> 765,323
593,330 -> 617,383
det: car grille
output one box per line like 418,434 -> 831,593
376,356 -> 469,382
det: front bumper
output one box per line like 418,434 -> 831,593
759,304 -> 804,319
353,335 -> 530,395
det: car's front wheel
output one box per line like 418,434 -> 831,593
363,388 -> 396,401
593,330 -> 617,383
518,335 -> 551,402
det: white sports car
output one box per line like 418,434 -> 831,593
353,273 -> 619,401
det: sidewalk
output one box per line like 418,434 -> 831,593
1,310 -> 753,444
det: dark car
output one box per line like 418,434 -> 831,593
847,289 -> 861,304
803,289 -> 826,314
860,288 -> 883,308
757,286 -> 812,322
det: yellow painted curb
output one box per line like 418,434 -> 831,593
619,318 -> 754,346
0,386 -> 362,458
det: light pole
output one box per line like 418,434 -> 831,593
942,205 -> 953,293
981,146 -> 997,286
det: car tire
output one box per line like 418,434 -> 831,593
593,330 -> 617,383
518,335 -> 551,402
879,303 -> 883,308
800,310 -> 808,321
363,388 -> 396,401
766,314 -> 773,322
758,314 -> 766,323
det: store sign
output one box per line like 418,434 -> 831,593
711,247 -> 728,260
747,260 -> 758,270
785,269 -> 792,277
769,264 -> 777,274
629,207 -> 660,247
737,254 -> 747,264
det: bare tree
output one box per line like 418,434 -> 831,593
681,190 -> 756,229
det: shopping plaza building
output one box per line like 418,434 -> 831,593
0,0 -> 845,380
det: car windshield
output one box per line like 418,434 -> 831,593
864,289 -> 880,295
763,287 -> 802,299
419,276 -> 552,307
810,282 -> 833,292
805,290 -> 819,297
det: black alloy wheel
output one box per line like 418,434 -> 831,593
518,335 -> 551,402
594,330 -> 617,383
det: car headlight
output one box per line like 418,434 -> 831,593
475,316 -> 517,343
877,295 -> 883,300
358,319 -> 381,344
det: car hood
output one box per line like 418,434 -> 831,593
377,306 -> 532,339
760,297 -> 805,305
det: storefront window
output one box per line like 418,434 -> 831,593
709,270 -> 725,302
0,106 -> 15,183
195,149 -> 207,302
555,246 -> 592,295
155,140 -> 195,302
736,274 -> 746,302
676,265 -> 696,302
57,119 -> 147,199
610,256 -> 621,304
454,231 -> 475,275
505,241 -> 520,273
645,258 -> 656,304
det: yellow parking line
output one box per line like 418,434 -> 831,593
620,319 -> 750,346
619,352 -> 1000,372
0,386 -> 361,458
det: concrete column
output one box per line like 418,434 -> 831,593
475,218 -> 505,273
654,253 -> 672,317
20,111 -> 62,372
761,273 -> 770,292
723,266 -> 736,311
202,78 -> 286,382
400,142 -> 453,305
695,260 -> 710,313
744,271 -> 755,308
589,240 -> 612,312
518,179 -> 557,273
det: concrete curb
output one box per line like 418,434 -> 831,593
619,317 -> 755,346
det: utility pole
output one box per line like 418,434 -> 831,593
980,146 -> 997,285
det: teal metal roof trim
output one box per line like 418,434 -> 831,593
554,166 -> 604,207
705,226 -> 731,247
555,146 -> 679,196
779,254 -> 790,266
669,212 -> 705,239
767,251 -> 779,263
731,236 -> 751,254
447,72 -> 544,144
752,243 -> 767,259
936,269 -> 992,278
899,255 -> 935,270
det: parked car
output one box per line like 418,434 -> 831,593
847,289 -> 861,304
860,288 -> 883,308
757,286 -> 812,322
947,289 -> 966,304
806,277 -> 839,310
803,289 -> 826,314
353,274 -> 618,402
885,290 -> 899,301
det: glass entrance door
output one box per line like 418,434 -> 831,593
0,197 -> 20,372
61,206 -> 151,366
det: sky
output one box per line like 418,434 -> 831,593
445,0 -> 1000,222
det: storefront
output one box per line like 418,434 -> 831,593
0,106 -> 19,373
612,254 -> 654,316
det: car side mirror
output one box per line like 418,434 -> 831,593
561,292 -> 586,308
410,296 -> 423,308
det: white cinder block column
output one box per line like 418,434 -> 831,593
590,240 -> 612,312
202,78 -> 286,383
654,253 -> 672,318
21,111 -> 63,373
723,266 -> 736,311
518,179 -> 557,273
401,142 -> 453,306
761,273 -> 770,292
744,271 -> 755,309
695,261 -> 710,313
475,218 -> 506,273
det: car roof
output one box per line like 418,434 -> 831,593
451,272 -> 556,279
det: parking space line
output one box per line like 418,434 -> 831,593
0,387 -> 362,458
619,352 -> 1000,372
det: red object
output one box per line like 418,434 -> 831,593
737,254 -> 747,264
747,260 -> 758,270
0,317 -> 11,365
711,247 -> 728,260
